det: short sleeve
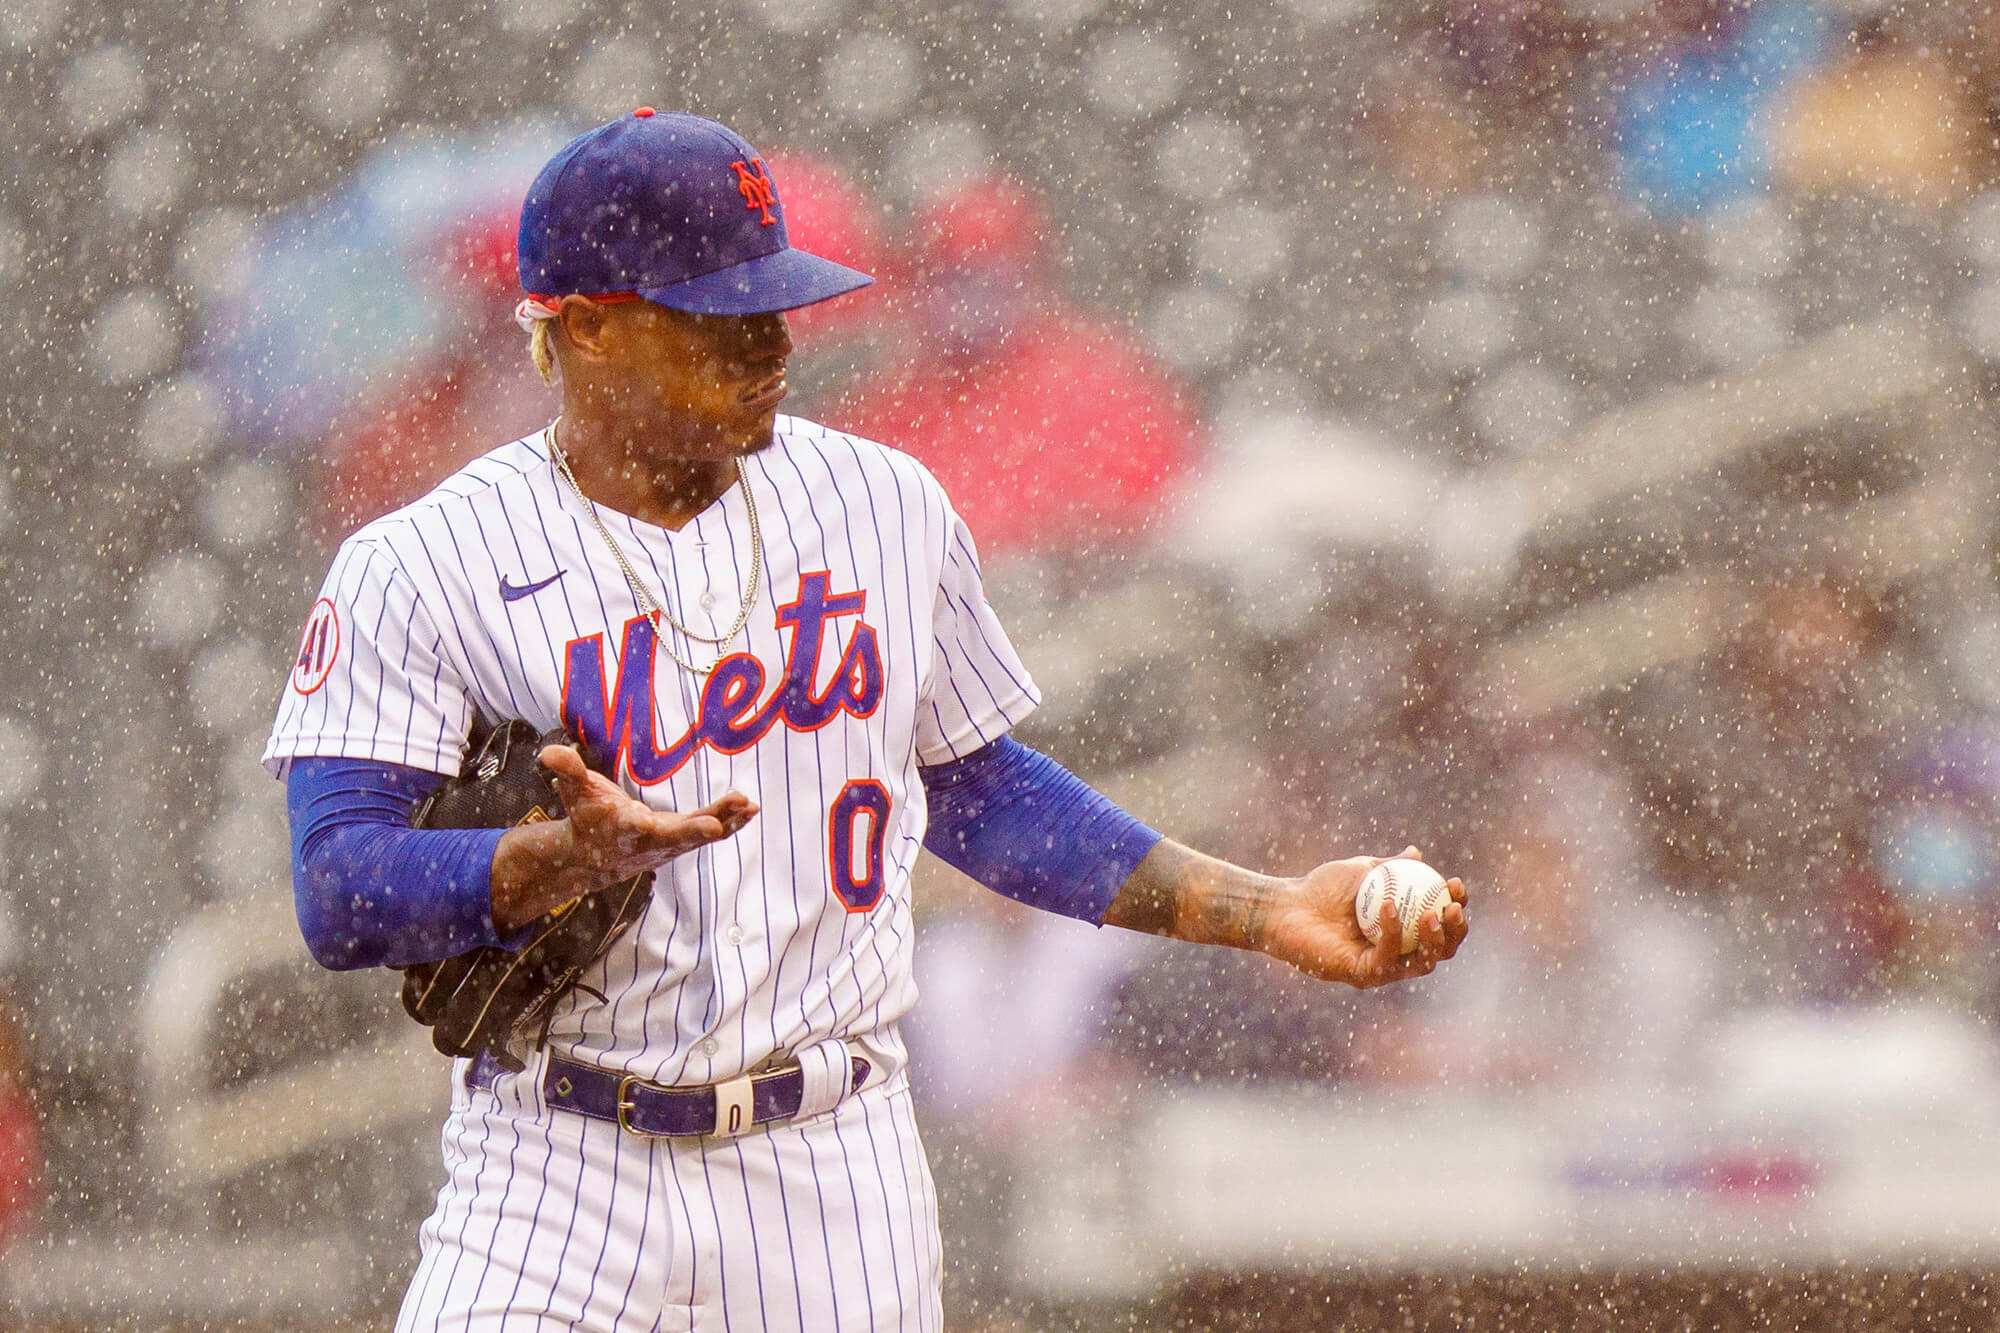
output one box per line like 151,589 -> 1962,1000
915,512 -> 1040,765
262,539 -> 476,778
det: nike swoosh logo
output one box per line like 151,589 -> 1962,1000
499,570 -> 566,602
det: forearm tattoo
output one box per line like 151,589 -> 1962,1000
1194,873 -> 1276,949
1103,840 -> 1282,951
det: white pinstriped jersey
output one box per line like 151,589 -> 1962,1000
264,416 -> 1039,1088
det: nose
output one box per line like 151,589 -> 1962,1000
739,312 -> 791,363
759,312 -> 792,360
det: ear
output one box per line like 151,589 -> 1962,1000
555,296 -> 614,364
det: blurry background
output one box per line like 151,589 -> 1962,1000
6,0 -> 2000,1327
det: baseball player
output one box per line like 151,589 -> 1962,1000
266,108 -> 1468,1332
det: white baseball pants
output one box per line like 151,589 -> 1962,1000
395,1054 -> 944,1332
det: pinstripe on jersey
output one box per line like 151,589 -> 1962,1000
267,417 -> 1039,1089
269,416 -> 1035,1330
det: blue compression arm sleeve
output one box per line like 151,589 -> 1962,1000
286,757 -> 515,970
919,736 -> 1163,924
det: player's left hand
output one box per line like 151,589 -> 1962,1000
1260,846 -> 1467,989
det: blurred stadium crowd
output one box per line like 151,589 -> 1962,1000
7,0 -> 2000,1319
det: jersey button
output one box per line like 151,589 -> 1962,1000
695,1037 -> 721,1058
698,590 -> 717,611
724,923 -> 745,946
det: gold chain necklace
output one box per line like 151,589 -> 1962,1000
547,424 -> 765,677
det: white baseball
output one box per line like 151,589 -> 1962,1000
1354,858 -> 1452,954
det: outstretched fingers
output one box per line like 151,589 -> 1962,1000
641,792 -> 760,852
702,790 -> 760,835
541,742 -> 759,869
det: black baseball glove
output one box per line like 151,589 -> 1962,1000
396,716 -> 651,1071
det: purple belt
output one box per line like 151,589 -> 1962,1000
467,1049 -> 871,1138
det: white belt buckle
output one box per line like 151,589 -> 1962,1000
711,1072 -> 756,1138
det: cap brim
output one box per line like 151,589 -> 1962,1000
638,247 -> 874,316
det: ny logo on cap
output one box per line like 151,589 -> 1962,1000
731,159 -> 778,226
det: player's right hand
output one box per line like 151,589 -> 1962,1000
490,745 -> 759,931
541,743 -> 759,880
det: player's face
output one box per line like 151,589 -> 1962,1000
600,303 -> 794,459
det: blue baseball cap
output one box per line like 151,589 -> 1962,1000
517,108 -> 874,316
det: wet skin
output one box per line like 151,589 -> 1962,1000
488,296 -> 790,927
513,296 -> 1471,989
550,296 -> 794,530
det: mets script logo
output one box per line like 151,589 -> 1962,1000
730,158 -> 778,226
560,572 -> 883,785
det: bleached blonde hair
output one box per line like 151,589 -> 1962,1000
529,319 -> 556,385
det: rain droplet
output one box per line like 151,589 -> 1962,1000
199,459 -> 293,550
0,0 -> 65,54
174,206 -> 260,304
821,33 -> 920,127
0,717 -> 43,812
890,117 -> 992,202
1006,0 -> 1103,32
1144,281 -> 1244,370
741,0 -> 847,35
1681,285 -> 1789,369
189,638 -> 280,737
566,37 -> 661,123
1436,194 -> 1546,285
496,0 -> 583,35
306,35 -> 403,131
242,0 -> 332,50
135,373 -> 225,469
202,804 -> 290,898
1412,289 -> 1516,372
1959,191 -> 2000,272
60,44 -> 148,137
1153,114 -> 1251,203
0,216 -> 26,293
1952,282 -> 2000,361
103,125 -> 192,219
135,551 -> 227,651
1466,361 -> 1578,456
1701,198 -> 1799,284
1190,201 -> 1292,288
89,288 -> 182,386
1278,0 -> 1377,22
1087,31 -> 1184,121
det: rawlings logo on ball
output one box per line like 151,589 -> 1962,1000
1355,858 -> 1452,954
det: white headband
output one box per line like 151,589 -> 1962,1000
514,295 -> 562,335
